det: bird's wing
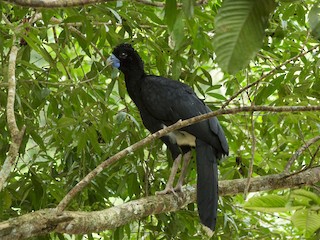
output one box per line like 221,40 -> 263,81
141,76 -> 202,121
141,75 -> 228,156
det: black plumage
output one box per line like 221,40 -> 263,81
108,43 -> 229,230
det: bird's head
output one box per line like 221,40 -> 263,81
107,43 -> 144,74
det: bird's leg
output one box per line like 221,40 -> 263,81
174,151 -> 192,192
156,154 -> 182,195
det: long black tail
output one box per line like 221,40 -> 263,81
195,139 -> 218,231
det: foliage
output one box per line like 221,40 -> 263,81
214,0 -> 277,73
0,0 -> 320,239
244,189 -> 320,238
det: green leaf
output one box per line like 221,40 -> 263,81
213,0 -> 277,73
156,54 -> 167,76
171,11 -> 185,50
30,172 -> 44,209
144,9 -> 163,25
243,194 -> 299,212
291,189 -> 320,206
84,20 -> 94,43
57,117 -> 76,128
105,77 -> 116,99
291,209 -> 320,237
172,59 -> 182,79
308,3 -> 320,40
63,15 -> 86,23
21,45 -> 31,62
20,60 -> 41,71
30,130 -> 45,150
41,9 -> 55,25
165,0 -> 178,31
207,92 -> 226,100
108,7 -> 122,24
19,32 -> 55,67
0,190 -> 12,210
200,68 -> 213,85
77,132 -> 87,155
255,75 -> 284,105
182,0 -> 194,18
86,125 -> 101,155
71,31 -> 91,57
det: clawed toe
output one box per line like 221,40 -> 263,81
156,187 -> 178,197
173,184 -> 182,192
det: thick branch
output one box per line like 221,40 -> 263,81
6,46 -> 19,137
57,105 -> 320,212
1,167 -> 319,239
0,44 -> 26,191
4,0 -> 108,8
5,0 -> 207,8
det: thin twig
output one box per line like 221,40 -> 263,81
1,12 -> 12,26
244,111 -> 256,198
56,104 -> 320,212
297,121 -> 314,159
284,135 -> 320,174
308,145 -> 320,168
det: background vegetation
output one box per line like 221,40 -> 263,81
0,0 -> 320,239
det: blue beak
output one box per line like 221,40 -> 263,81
107,54 -> 120,69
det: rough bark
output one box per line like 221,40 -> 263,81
4,0 -> 207,8
1,167 -> 319,239
4,0 -> 108,8
0,44 -> 26,191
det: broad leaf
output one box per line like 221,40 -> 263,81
165,0 -> 177,31
243,194 -> 300,212
308,3 -> 320,40
291,209 -> 320,237
171,12 -> 185,50
290,189 -> 320,206
182,0 -> 194,18
214,0 -> 277,73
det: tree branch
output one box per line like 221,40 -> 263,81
135,0 -> 164,7
6,45 -> 19,137
244,111 -> 256,198
5,0 -> 207,8
135,0 -> 208,7
1,167 -> 319,239
4,0 -> 109,8
56,104 -> 320,212
0,42 -> 26,191
284,135 -> 320,173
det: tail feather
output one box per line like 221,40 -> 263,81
196,139 -> 218,231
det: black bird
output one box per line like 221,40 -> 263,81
108,43 -> 229,230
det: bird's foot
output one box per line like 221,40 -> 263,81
173,184 -> 182,192
156,187 -> 178,197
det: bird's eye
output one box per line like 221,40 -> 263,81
119,52 -> 128,59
